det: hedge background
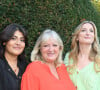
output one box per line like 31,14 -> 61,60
0,0 -> 100,61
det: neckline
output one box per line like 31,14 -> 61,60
76,62 -> 93,72
3,56 -> 20,76
36,61 -> 61,81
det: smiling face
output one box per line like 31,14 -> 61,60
77,23 -> 95,45
4,30 -> 25,57
40,38 -> 60,63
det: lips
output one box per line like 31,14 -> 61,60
48,53 -> 54,55
84,37 -> 91,39
13,47 -> 21,50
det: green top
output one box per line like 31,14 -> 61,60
64,53 -> 100,90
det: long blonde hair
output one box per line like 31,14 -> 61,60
68,21 -> 100,72
31,29 -> 64,66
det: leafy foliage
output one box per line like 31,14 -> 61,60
0,0 -> 100,61
91,0 -> 100,13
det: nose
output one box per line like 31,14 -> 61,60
48,45 -> 53,51
16,39 -> 20,45
86,30 -> 90,36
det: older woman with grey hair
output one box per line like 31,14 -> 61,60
21,29 -> 76,90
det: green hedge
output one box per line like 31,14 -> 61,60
0,0 -> 100,61
92,0 -> 100,12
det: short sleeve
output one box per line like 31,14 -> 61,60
21,65 -> 40,90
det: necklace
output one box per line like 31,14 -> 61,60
13,67 -> 18,72
8,63 -> 19,75
12,66 -> 19,75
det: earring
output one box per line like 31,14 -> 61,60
3,42 -> 6,46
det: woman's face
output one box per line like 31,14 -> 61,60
4,30 -> 25,56
77,23 -> 94,45
40,38 -> 60,63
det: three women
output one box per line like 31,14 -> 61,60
1,20 -> 99,90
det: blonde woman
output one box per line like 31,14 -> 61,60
64,21 -> 100,90
21,29 -> 76,90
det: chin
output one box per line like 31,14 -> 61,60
13,52 -> 23,56
48,59 -> 56,62
80,41 -> 93,45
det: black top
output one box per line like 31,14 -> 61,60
0,57 -> 28,90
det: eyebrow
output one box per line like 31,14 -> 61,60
81,27 -> 93,29
81,28 -> 87,29
12,35 -> 25,39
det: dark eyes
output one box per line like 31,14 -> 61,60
43,45 -> 48,47
53,44 -> 58,47
11,37 -> 25,42
81,29 -> 94,32
20,39 -> 25,42
81,29 -> 85,32
42,44 -> 58,47
11,37 -> 16,40
90,29 -> 94,32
